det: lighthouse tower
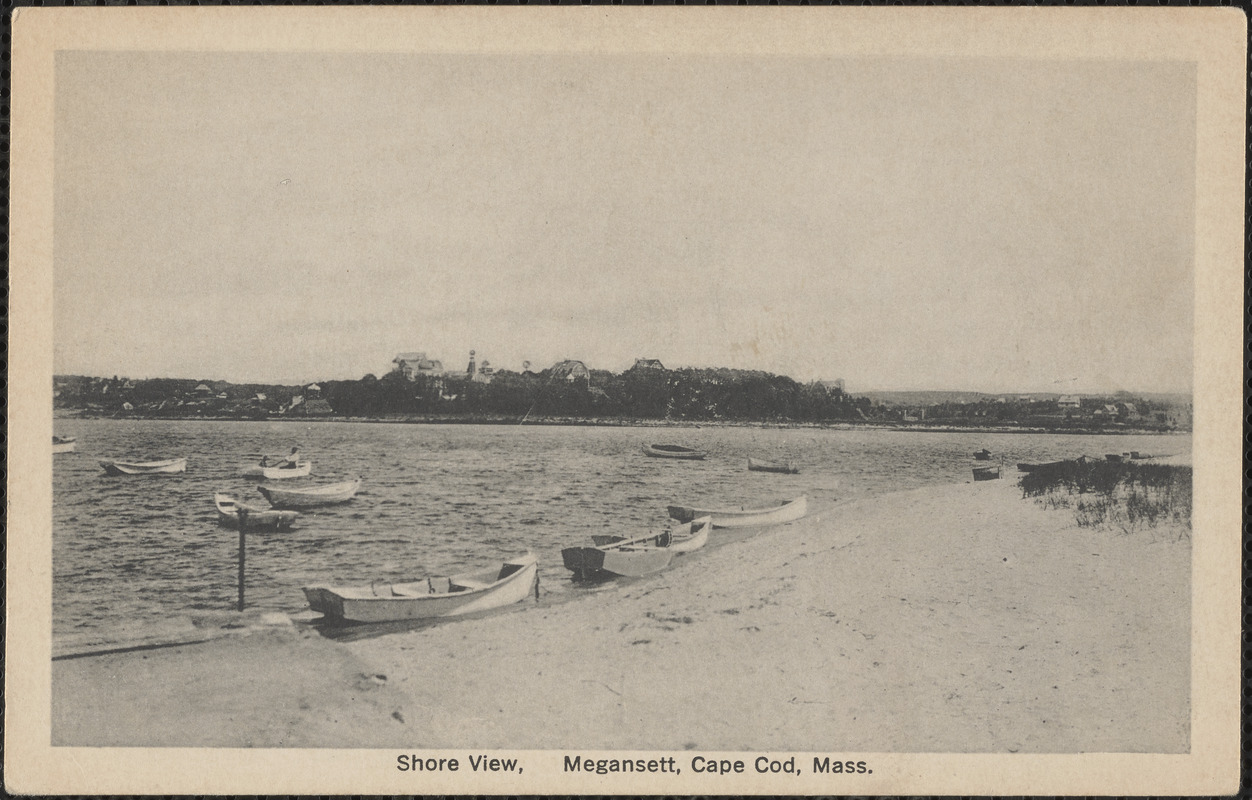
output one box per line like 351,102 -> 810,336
466,350 -> 477,377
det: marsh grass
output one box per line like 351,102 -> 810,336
1020,459 -> 1191,537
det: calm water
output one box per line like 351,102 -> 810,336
52,419 -> 1189,653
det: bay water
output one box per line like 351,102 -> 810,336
51,418 -> 1189,654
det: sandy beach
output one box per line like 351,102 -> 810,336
52,478 -> 1190,753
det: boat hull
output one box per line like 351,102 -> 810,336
668,516 -> 711,553
972,466 -> 1001,481
215,494 -> 300,531
1017,460 -> 1064,473
304,554 -> 537,623
643,444 -> 707,460
100,457 -> 187,476
667,495 -> 807,528
258,479 -> 360,508
53,441 -> 76,454
747,457 -> 799,474
562,545 -> 674,580
242,461 -> 312,479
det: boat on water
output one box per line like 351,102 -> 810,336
563,531 -> 675,581
643,443 -> 707,460
747,456 -> 799,474
241,460 -> 313,479
214,493 -> 300,531
257,478 -> 361,508
973,449 -> 993,461
99,457 -> 187,476
667,495 -> 807,528
1105,453 -> 1124,463
972,466 -> 1001,481
52,435 -> 77,454
303,552 -> 538,624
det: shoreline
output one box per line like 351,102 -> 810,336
52,478 -> 1190,752
53,409 -> 1187,436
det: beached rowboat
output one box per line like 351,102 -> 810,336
99,457 -> 187,476
973,449 -> 993,461
563,532 -> 675,580
972,466 -> 1001,481
257,478 -> 360,508
1016,460 -> 1065,473
53,435 -> 77,454
667,495 -> 807,529
666,515 -> 711,553
241,460 -> 313,479
590,516 -> 712,556
214,493 -> 300,531
303,552 -> 538,624
643,443 -> 707,460
747,457 -> 799,474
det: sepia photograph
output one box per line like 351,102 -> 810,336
6,7 -> 1244,796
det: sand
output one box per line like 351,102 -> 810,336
52,479 -> 1190,752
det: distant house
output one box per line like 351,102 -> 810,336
194,383 -> 213,397
632,358 -> 665,371
1058,395 -> 1081,409
305,383 -> 322,397
392,352 -> 444,380
551,360 -> 590,384
472,360 -> 494,384
819,379 -> 846,393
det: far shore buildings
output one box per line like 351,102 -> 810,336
550,359 -> 591,384
392,352 -> 444,380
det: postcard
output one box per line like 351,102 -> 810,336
6,6 -> 1244,795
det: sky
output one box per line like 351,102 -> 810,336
53,52 -> 1196,394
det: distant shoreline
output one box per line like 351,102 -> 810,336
53,409 -> 1187,436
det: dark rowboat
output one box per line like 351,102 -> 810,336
973,449 -> 993,461
972,466 -> 1001,481
747,457 -> 799,474
643,444 -> 707,460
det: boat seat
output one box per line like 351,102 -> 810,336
450,578 -> 489,591
426,576 -> 451,594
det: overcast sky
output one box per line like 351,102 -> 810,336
53,52 -> 1195,394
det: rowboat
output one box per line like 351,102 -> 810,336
972,466 -> 1001,481
99,457 -> 187,476
667,495 -> 807,529
1104,453 -> 1124,463
667,515 -> 711,553
643,443 -> 707,460
563,532 -> 675,580
1017,460 -> 1064,473
214,493 -> 300,531
747,457 -> 799,474
590,515 -> 712,556
52,435 -> 77,454
973,449 -> 993,461
241,460 -> 313,479
303,552 -> 538,624
257,478 -> 361,508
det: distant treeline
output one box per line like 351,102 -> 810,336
54,371 -> 1187,431
321,367 -> 869,423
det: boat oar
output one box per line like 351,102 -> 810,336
534,568 -> 541,602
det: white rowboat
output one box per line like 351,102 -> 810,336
257,478 -> 361,508
53,436 -> 77,454
667,495 -> 807,528
241,460 -> 313,479
214,493 -> 300,531
100,457 -> 187,476
303,552 -> 538,624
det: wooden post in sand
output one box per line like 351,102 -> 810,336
236,508 -> 248,612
